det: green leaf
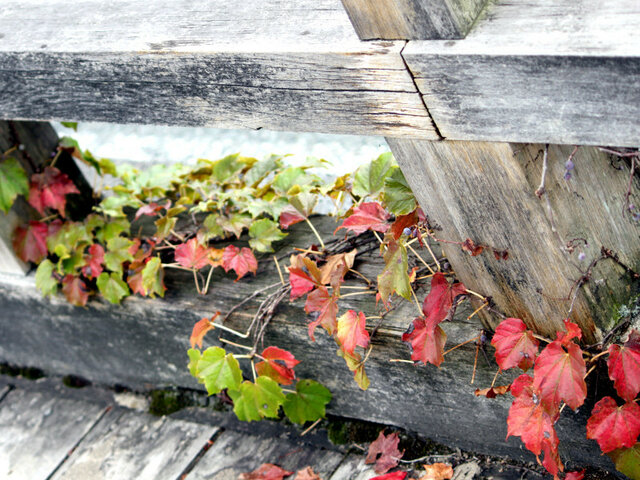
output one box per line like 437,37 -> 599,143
59,249 -> 86,275
288,192 -> 318,218
104,237 -> 135,274
141,257 -> 165,298
228,376 -> 285,422
211,154 -> 243,182
197,214 -> 225,243
0,158 -> 28,214
377,238 -> 411,305
383,167 -> 417,216
283,379 -> 332,424
60,122 -> 78,132
46,222 -> 91,259
245,155 -> 283,187
154,215 -> 177,241
218,213 -> 251,238
609,443 -> 640,479
95,217 -> 130,244
353,152 -> 395,198
196,347 -> 243,395
272,167 -> 308,194
35,259 -> 58,297
97,195 -> 141,218
187,348 -> 201,378
248,219 -> 287,253
96,272 -> 130,304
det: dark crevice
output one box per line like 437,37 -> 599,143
175,428 -> 225,480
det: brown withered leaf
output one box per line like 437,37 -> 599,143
319,249 -> 356,285
294,466 -> 322,479
461,238 -> 484,256
418,463 -> 453,480
366,430 -> 404,474
493,249 -> 509,261
474,385 -> 511,398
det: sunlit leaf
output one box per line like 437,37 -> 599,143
35,259 -> 58,297
104,236 -> 135,274
587,397 -> 640,453
336,310 -> 370,354
228,376 -> 285,421
195,346 -> 243,395
377,238 -> 411,307
402,317 -> 447,367
335,202 -> 390,236
96,272 -> 130,304
0,157 -> 28,214
491,317 -> 539,372
305,286 -> 339,340
255,346 -> 300,385
383,167 -> 416,216
249,218 -> 287,252
353,152 -> 395,198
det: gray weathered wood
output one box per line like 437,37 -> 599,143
329,455 -> 378,480
50,407 -> 217,480
402,0 -> 640,146
0,0 -> 435,139
0,388 -> 106,480
340,0 -> 488,40
0,216 -> 611,468
388,138 -> 640,341
186,430 -> 344,479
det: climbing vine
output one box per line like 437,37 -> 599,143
2,134 -> 640,478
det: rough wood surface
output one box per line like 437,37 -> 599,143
328,455 -> 378,480
50,407 -> 216,480
0,121 -> 95,274
388,139 -> 640,341
402,0 -> 640,146
0,389 -> 106,479
187,430 -> 344,479
0,0 -> 435,139
0,216 -> 610,468
340,0 -> 488,40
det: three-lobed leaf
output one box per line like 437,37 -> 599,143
365,430 -> 404,474
229,376 -> 286,422
175,238 -> 211,270
249,218 -> 287,253
304,287 -> 339,340
607,329 -> 640,402
402,317 -> 447,367
194,346 -> 243,395
533,340 -> 586,410
586,396 -> 640,453
28,166 -> 79,217
35,259 -> 58,297
377,238 -> 411,307
421,272 -> 467,326
336,310 -> 370,354
491,317 -> 539,372
255,346 -> 300,385
222,245 -> 257,281
352,152 -> 395,198
238,463 -> 293,480
283,379 -> 332,424
382,167 -> 416,216
335,202 -> 390,236
96,272 -> 130,304
13,221 -> 48,263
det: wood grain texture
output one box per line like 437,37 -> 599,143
186,430 -> 344,479
0,216 -> 610,467
0,0 -> 436,138
389,138 -> 640,341
340,0 -> 488,40
403,0 -> 640,146
0,389 -> 106,480
50,407 -> 216,480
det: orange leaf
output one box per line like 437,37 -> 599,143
418,463 -> 453,480
190,312 -> 219,349
294,466 -> 321,480
319,249 -> 356,285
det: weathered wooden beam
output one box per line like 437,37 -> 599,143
0,217 -> 610,469
0,0 -> 436,139
0,121 -> 94,275
388,138 -> 640,341
402,0 -> 640,146
340,0 -> 489,40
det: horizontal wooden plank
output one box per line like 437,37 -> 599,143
0,389 -> 105,479
0,217 -> 610,469
51,408 -> 217,480
186,430 -> 344,479
0,0 -> 436,138
403,0 -> 640,146
340,0 -> 489,40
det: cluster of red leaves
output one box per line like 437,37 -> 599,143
174,237 -> 256,281
489,317 -> 640,478
402,273 -> 466,367
28,166 -> 79,217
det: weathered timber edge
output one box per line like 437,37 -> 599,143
0,216 -> 612,470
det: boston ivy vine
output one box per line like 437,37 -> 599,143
2,135 -> 639,479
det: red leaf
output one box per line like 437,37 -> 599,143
422,273 -> 466,326
564,470 -> 585,480
222,245 -> 257,281
390,208 -> 420,240
491,318 -> 539,372
556,319 -> 582,346
13,221 -> 48,263
474,385 -> 511,398
28,166 -> 79,217
189,313 -> 219,349
175,238 -> 211,270
541,440 -> 563,478
134,200 -> 170,220
294,467 -> 322,480
288,256 -> 322,301
279,205 -> 307,229
82,244 -> 104,279
255,346 -> 300,385
334,202 -> 390,236
402,317 -> 447,367
305,287 -> 339,340
506,374 -> 560,456
493,249 -> 509,261
586,396 -> 640,453
533,340 -> 587,410
239,463 -> 293,480
336,310 -> 370,354
607,330 -> 640,402
365,431 -> 404,474
371,472 -> 407,480
61,274 -> 89,307
461,238 -> 484,256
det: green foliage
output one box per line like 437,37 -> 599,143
229,376 -> 286,422
249,218 -> 287,252
383,167 -> 417,215
352,152 -> 395,198
35,259 -> 57,297
283,379 -> 332,424
191,346 -> 243,395
0,157 -> 28,213
96,272 -> 130,304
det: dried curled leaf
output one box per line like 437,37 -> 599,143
365,431 -> 404,474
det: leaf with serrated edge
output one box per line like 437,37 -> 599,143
35,259 -> 58,297
222,245 -> 257,281
196,346 -> 242,395
305,287 -> 339,340
607,330 -> 640,402
352,152 -> 394,198
377,238 -> 411,307
421,272 -> 467,326
228,376 -> 285,421
587,396 -> 640,453
608,443 -> 640,479
61,275 -> 89,306
104,236 -> 135,274
365,430 -> 404,474
28,166 -> 79,217
0,158 -> 28,214
249,218 -> 287,252
336,310 -> 369,354
141,257 -> 165,298
283,379 -> 332,424
337,349 -> 369,390
383,167 -> 416,216
174,238 -> 210,269
13,221 -> 48,263
533,340 -> 586,410
255,346 -> 300,385
96,272 -> 130,304
402,317 -> 447,367
491,318 -> 539,372
335,202 -> 390,236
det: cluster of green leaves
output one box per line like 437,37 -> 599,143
187,344 -> 331,424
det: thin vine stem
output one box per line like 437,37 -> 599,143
304,217 -> 326,250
